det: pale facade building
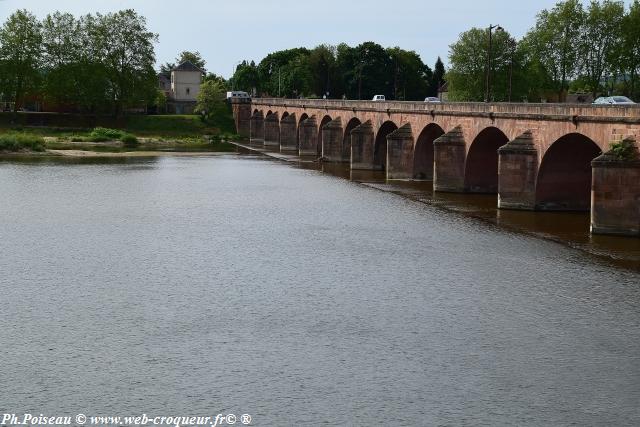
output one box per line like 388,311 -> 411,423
159,61 -> 205,114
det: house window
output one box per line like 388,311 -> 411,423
186,88 -> 190,95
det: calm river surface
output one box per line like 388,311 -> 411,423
1,154 -> 639,426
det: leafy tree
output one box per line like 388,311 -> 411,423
176,50 -> 206,70
619,0 -> 640,99
41,12 -> 85,109
523,0 -> 584,101
92,10 -> 158,116
447,27 -> 515,101
230,60 -> 259,94
578,0 -> 625,97
195,79 -> 226,119
387,47 -> 431,100
308,44 -> 338,97
0,9 -> 42,112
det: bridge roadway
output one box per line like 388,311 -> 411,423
231,98 -> 640,237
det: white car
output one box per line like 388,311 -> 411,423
593,96 -> 635,105
372,95 -> 386,101
424,97 -> 441,103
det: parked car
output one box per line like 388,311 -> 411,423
372,95 -> 386,101
424,97 -> 441,103
593,96 -> 635,105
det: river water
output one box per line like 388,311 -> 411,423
1,154 -> 639,426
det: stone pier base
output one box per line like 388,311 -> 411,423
249,111 -> 264,145
280,114 -> 297,152
299,116 -> 318,156
351,121 -> 375,170
264,113 -> 280,147
386,124 -> 414,180
433,126 -> 466,192
322,118 -> 344,162
498,131 -> 538,210
591,139 -> 640,237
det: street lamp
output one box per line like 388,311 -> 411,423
484,24 -> 503,103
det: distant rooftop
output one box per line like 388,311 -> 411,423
173,61 -> 205,73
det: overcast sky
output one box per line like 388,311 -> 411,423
0,0 -> 634,77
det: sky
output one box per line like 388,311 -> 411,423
0,0 -> 634,78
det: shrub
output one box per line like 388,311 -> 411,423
610,139 -> 639,161
0,133 -> 45,152
89,127 -> 124,142
120,133 -> 138,147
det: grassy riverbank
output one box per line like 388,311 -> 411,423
0,112 -> 240,155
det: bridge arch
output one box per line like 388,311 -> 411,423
413,123 -> 444,180
318,115 -> 332,156
343,118 -> 362,161
282,111 -> 290,119
535,133 -> 601,211
374,121 -> 399,171
464,127 -> 509,193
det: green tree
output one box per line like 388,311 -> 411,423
0,9 -> 42,112
619,0 -> 640,99
446,27 -> 514,101
92,10 -> 158,116
523,0 -> 584,101
176,50 -> 206,70
195,79 -> 226,119
387,47 -> 431,100
230,60 -> 259,94
578,0 -> 625,97
431,57 -> 446,96
41,12 -> 84,109
308,45 -> 338,97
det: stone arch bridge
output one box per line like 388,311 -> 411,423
232,98 -> 640,237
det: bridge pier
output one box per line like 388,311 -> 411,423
322,118 -> 344,162
230,98 -> 251,137
299,116 -> 318,156
264,113 -> 280,147
591,139 -> 640,237
280,114 -> 297,152
498,131 -> 538,210
387,124 -> 414,180
433,126 -> 466,192
250,111 -> 264,145
351,121 -> 375,170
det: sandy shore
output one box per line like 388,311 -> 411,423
46,149 -> 232,157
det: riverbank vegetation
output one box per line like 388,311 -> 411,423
0,133 -> 45,152
0,9 -> 158,115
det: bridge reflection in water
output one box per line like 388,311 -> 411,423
235,143 -> 640,271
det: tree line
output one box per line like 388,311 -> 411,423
447,0 -> 640,102
0,9 -> 158,114
230,43 -> 446,101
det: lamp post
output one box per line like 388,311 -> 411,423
484,24 -> 503,103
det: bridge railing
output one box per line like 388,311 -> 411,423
250,98 -> 640,120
